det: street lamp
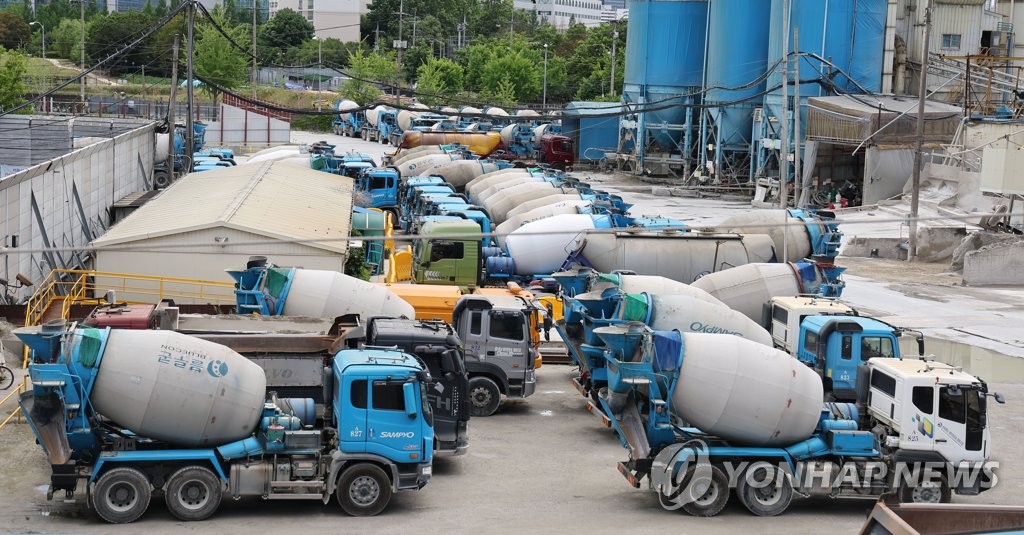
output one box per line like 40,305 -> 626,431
29,21 -> 45,59
542,44 -> 548,109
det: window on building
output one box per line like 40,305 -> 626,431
941,34 -> 962,50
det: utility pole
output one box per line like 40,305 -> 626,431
252,0 -> 258,98
509,9 -> 514,45
375,22 -> 381,53
186,2 -> 195,167
316,36 -> 322,111
909,0 -> 933,261
411,15 -> 418,47
167,34 -> 180,184
793,27 -> 802,208
79,0 -> 85,109
396,0 -> 406,98
778,0 -> 790,209
609,28 -> 618,96
542,44 -> 548,108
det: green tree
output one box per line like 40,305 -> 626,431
194,14 -> 248,106
0,12 -> 30,50
85,11 -> 156,74
416,57 -> 463,105
341,48 -> 395,103
50,18 -> 82,59
0,45 -> 27,111
258,7 -> 312,63
480,51 -> 540,103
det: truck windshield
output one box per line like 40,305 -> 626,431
860,336 -> 895,361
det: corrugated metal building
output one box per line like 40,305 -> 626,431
562,102 -> 623,164
90,161 -> 354,288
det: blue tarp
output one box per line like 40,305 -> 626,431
651,329 -> 683,374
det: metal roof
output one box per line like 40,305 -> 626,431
92,161 -> 353,253
562,101 -> 624,117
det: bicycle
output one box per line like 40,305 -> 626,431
0,363 -> 13,391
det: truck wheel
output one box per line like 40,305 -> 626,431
164,466 -> 222,521
468,377 -> 501,417
153,170 -> 170,189
899,476 -> 951,504
336,463 -> 393,516
679,465 -> 730,517
93,467 -> 152,524
737,463 -> 793,516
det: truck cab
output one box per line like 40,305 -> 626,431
766,296 -> 855,354
357,168 -> 401,212
864,357 -> 999,499
362,318 -> 470,455
539,134 -> 575,169
452,294 -> 538,416
796,315 -> 902,400
414,219 -> 481,287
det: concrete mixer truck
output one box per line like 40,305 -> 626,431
591,322 -> 1001,517
231,259 -> 542,417
16,322 -> 435,524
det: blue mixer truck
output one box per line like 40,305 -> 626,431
16,322 -> 434,523
590,322 -> 1001,517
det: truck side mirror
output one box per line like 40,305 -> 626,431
403,382 -> 418,418
994,392 -> 1006,404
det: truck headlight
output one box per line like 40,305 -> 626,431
422,465 -> 432,477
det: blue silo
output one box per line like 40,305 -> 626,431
760,0 -> 887,175
704,0 -> 772,150
621,0 -> 707,168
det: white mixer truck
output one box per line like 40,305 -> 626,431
16,322 -> 434,523
591,322 -> 1002,517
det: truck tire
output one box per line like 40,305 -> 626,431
679,464 -> 730,517
153,169 -> 170,189
164,466 -> 222,521
468,376 -> 501,417
736,463 -> 793,516
93,467 -> 152,524
336,463 -> 393,516
899,476 -> 951,504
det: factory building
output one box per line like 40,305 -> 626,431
90,161 -> 353,294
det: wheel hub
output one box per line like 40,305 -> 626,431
350,475 -> 380,506
108,483 -> 137,511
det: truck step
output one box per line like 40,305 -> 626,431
269,481 -> 325,489
266,493 -> 325,500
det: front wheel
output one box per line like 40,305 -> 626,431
93,467 -> 152,524
0,365 -> 13,390
164,466 -> 222,521
468,376 -> 501,417
899,475 -> 951,504
736,463 -> 793,516
336,464 -> 393,516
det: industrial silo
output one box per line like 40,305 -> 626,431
703,0 -> 772,176
760,0 -> 887,179
619,0 -> 707,175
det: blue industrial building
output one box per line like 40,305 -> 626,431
562,102 -> 623,165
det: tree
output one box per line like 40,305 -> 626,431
416,57 -> 463,105
341,48 -> 396,103
85,11 -> 156,74
0,46 -> 27,111
480,51 -> 541,103
0,12 -> 30,50
258,8 -> 312,58
50,18 -> 82,59
194,14 -> 248,106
